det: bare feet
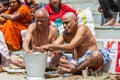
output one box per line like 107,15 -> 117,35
103,18 -> 115,26
98,6 -> 103,13
113,22 -> 120,26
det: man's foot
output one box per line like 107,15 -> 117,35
113,22 -> 120,26
103,18 -> 115,26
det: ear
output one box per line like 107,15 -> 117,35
76,18 -> 78,22
74,18 -> 78,23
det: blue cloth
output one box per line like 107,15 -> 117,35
55,18 -> 62,27
99,49 -> 111,64
77,50 -> 93,65
63,50 -> 93,66
55,18 -> 63,35
40,3 -> 46,8
53,7 -> 59,13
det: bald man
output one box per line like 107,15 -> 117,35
34,12 -> 104,74
10,8 -> 58,68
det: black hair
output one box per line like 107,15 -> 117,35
30,3 -> 40,10
16,0 -> 21,6
8,0 -> 21,6
0,0 -> 9,7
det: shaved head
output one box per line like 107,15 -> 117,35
35,8 -> 49,18
62,12 -> 77,20
35,8 -> 49,26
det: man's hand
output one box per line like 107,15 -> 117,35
28,50 -> 34,54
34,44 -> 54,52
1,13 -> 11,20
33,46 -> 48,52
0,15 -> 6,23
24,48 -> 34,54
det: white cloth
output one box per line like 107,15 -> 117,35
0,31 -> 10,66
21,30 -> 27,41
77,8 -> 96,36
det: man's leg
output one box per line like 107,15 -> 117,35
99,0 -> 115,25
50,51 -> 103,74
10,55 -> 25,69
99,0 -> 113,18
48,53 -> 75,74
77,51 -> 103,72
114,0 -> 120,26
109,0 -> 119,12
46,52 -> 63,71
118,0 -> 120,23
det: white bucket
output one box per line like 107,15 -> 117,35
23,52 -> 48,79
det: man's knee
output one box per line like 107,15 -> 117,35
10,55 -> 23,64
87,51 -> 103,64
92,51 -> 103,64
50,54 -> 62,66
93,51 -> 102,58
10,56 -> 16,63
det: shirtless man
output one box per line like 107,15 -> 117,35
34,12 -> 103,74
10,8 -> 58,68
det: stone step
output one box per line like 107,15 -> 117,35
35,0 -> 99,11
95,26 -> 120,48
34,0 -> 119,26
35,0 -> 98,3
95,26 -> 120,39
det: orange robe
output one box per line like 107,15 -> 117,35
1,5 -> 32,50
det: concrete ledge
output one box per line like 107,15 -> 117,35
95,26 -> 120,39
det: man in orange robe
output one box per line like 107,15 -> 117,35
0,0 -> 32,50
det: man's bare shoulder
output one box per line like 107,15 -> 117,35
78,24 -> 88,29
49,25 -> 58,33
28,23 -> 36,30
78,24 -> 90,31
78,24 -> 93,38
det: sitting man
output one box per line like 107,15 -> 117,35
34,12 -> 107,74
10,8 -> 58,68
